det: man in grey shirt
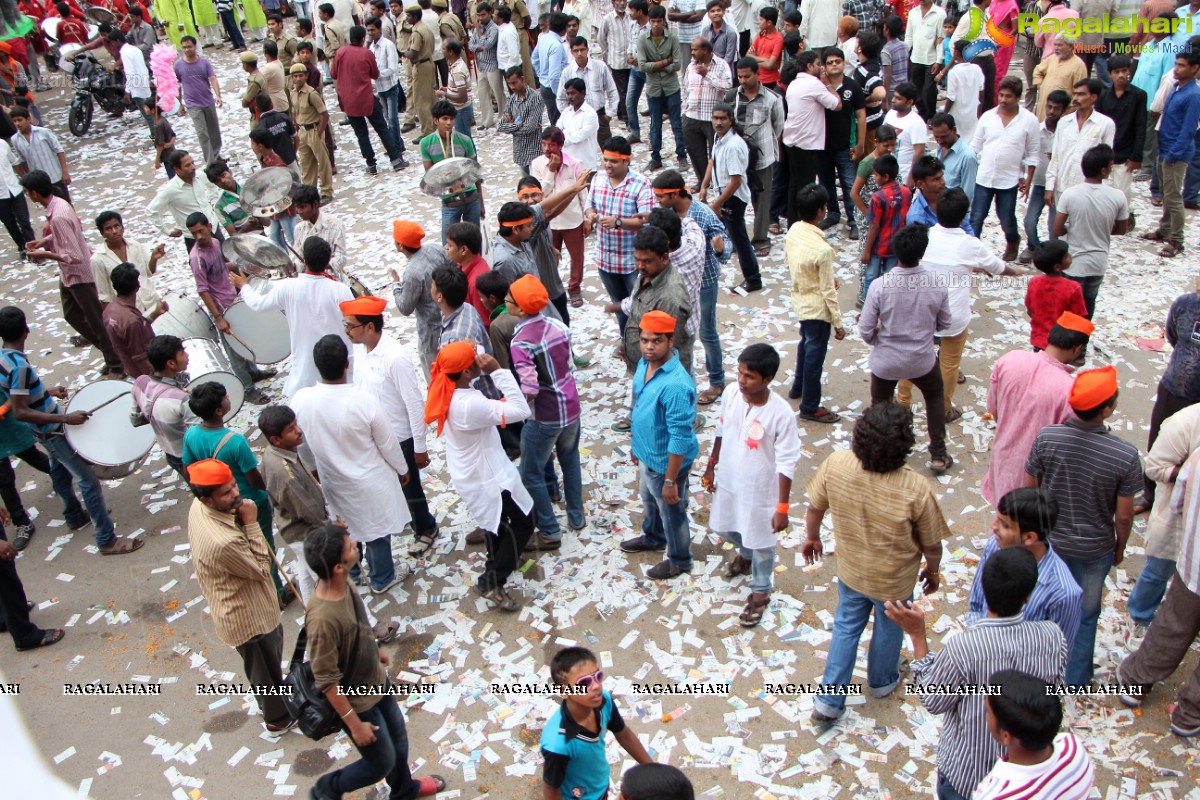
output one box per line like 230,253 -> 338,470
389,220 -> 452,377
859,224 -> 953,474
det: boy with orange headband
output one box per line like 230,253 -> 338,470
425,340 -> 535,610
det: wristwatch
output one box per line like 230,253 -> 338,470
664,479 -> 675,487
616,217 -> 623,229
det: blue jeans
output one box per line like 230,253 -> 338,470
637,461 -> 693,571
937,772 -> 970,800
440,196 -> 482,243
294,0 -> 310,19
819,147 -> 856,222
363,535 -> 397,590
646,91 -> 685,162
792,320 -> 831,414
219,9 -> 246,49
970,184 -> 1020,244
315,689 -> 421,800
860,253 -> 897,303
520,419 -> 584,536
815,580 -> 908,718
599,269 -> 638,336
698,281 -> 724,387
1061,551 -> 1115,687
626,70 -> 646,137
1128,555 -> 1177,625
377,85 -> 401,143
1063,274 -> 1103,319
1023,184 -> 1057,248
717,531 -> 775,593
39,433 -> 115,548
453,104 -> 475,139
268,213 -> 294,249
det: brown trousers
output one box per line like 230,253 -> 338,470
1119,574 -> 1200,730
60,281 -> 120,371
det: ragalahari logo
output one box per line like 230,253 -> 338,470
961,10 -> 1192,55
959,6 -> 1015,59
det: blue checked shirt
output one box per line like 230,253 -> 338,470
468,20 -> 500,73
965,538 -> 1083,648
631,353 -> 698,473
511,315 -> 580,427
685,199 -> 727,288
589,169 -> 654,274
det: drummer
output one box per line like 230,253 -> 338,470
229,235 -> 353,398
291,184 -> 347,281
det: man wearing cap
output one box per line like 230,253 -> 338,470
229,237 -> 353,397
508,275 -> 585,552
1025,365 -> 1143,688
404,4 -> 437,138
294,335 -> 414,594
240,52 -> 269,115
341,296 -> 441,556
620,308 -> 698,579
333,24 -> 408,174
389,220 -> 454,376
287,69 -> 335,202
983,311 -> 1091,507
424,341 -> 535,610
186,458 -> 293,733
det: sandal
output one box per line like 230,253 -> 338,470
408,526 -> 439,556
373,621 -> 399,643
725,555 -> 752,578
569,294 -> 584,308
754,246 -> 770,257
99,538 -> 144,556
739,593 -> 770,627
927,454 -> 954,476
16,627 -> 65,651
768,223 -> 784,236
697,385 -> 724,405
1160,242 -> 1184,258
1141,230 -> 1166,241
945,406 -> 963,423
1151,196 -> 1163,207
799,407 -> 841,424
417,775 -> 447,797
611,416 -> 631,432
472,583 -> 521,612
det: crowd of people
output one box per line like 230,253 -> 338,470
3,0 -> 1200,798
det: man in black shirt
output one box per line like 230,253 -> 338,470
849,31 -> 886,155
818,47 -> 866,237
253,95 -> 299,177
1097,54 -> 1146,228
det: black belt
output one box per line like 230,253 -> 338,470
416,58 -> 431,63
301,122 -> 320,130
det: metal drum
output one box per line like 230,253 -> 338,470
152,293 -> 217,341
419,157 -> 483,199
223,298 -> 291,364
240,168 -> 295,217
181,338 -> 244,422
64,381 -> 155,480
223,234 -> 296,280
347,274 -> 369,298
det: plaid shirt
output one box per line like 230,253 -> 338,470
673,218 -> 706,337
498,88 -> 547,167
685,199 -> 727,289
681,57 -> 733,122
468,20 -> 500,73
843,0 -> 886,33
589,169 -> 654,274
511,315 -> 580,426
867,181 -> 911,258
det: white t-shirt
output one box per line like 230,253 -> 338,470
945,62 -> 984,145
973,733 -> 1095,800
1058,182 -> 1129,278
920,224 -> 1006,337
883,108 -> 927,184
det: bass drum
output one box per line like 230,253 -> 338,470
64,381 -> 155,480
181,338 -> 244,422
152,293 -> 217,341
223,298 -> 291,365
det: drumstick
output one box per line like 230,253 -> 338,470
223,328 -> 261,364
83,390 -> 132,415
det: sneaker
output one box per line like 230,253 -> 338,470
1118,690 -> 1143,708
620,536 -> 665,553
265,718 -> 298,733
647,159 -> 663,171
676,155 -> 689,170
391,156 -> 410,170
646,560 -> 690,579
1170,720 -> 1200,737
12,523 -> 34,551
366,163 -> 379,175
1018,247 -> 1034,264
370,564 -> 412,594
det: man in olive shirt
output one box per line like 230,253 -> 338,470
638,4 -> 687,171
266,13 -> 299,71
287,64 -> 334,201
239,52 -> 269,115
405,4 -> 437,138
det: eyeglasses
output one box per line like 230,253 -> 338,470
575,669 -> 604,689
343,321 -> 365,331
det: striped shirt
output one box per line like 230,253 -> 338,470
1168,448 -> 1200,595
684,199 -> 726,289
671,0 -> 706,47
973,733 -> 1095,800
912,614 -> 1068,798
672,218 -> 705,337
966,539 -> 1083,647
631,353 -> 698,474
40,195 -> 94,287
597,10 -> 630,72
498,88 -> 547,168
1024,418 -> 1143,561
10,125 -> 65,183
0,348 -> 61,434
468,20 -> 499,73
511,315 -> 580,427
439,303 -> 491,353
186,499 -> 280,648
589,169 -> 654,274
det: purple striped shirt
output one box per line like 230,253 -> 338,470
42,195 -> 93,287
511,315 -> 580,427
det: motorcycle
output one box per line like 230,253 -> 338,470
64,48 -> 129,136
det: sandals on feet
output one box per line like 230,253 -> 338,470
472,583 -> 521,612
16,627 -> 64,651
739,593 -> 770,627
569,295 -> 584,308
611,416 -> 632,433
768,223 -> 784,236
725,555 -> 752,578
1141,230 -> 1166,241
408,527 -> 439,556
799,407 -> 841,424
417,775 -> 447,797
1161,242 -> 1184,258
99,538 -> 144,556
373,621 -> 399,643
697,385 -> 724,405
927,454 -> 955,475
945,406 -> 963,423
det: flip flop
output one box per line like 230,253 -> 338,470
799,408 -> 841,424
569,295 -> 584,308
99,538 -> 144,556
471,583 -> 521,612
927,454 -> 955,476
16,627 -> 64,651
697,385 -> 724,405
373,621 -> 399,643
417,775 -> 447,797
1160,242 -> 1184,258
408,527 -> 439,556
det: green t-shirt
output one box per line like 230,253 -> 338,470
856,155 -> 876,182
418,131 -> 479,204
182,425 -> 269,506
215,186 -> 249,229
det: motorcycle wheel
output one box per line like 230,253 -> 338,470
68,96 -> 92,136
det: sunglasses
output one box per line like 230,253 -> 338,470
575,669 -> 605,689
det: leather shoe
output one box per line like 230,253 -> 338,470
1002,241 -> 1019,262
620,536 -> 664,553
466,527 -> 487,545
817,217 -> 839,231
523,533 -> 562,552
1018,247 -> 1033,264
647,560 -> 690,579
728,280 -> 763,293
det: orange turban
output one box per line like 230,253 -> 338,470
186,458 -> 234,486
392,220 -> 425,249
1055,311 -> 1094,336
639,310 -> 677,334
510,274 -> 548,314
340,295 -> 388,317
424,341 -> 478,436
0,42 -> 11,55
1069,365 -> 1118,411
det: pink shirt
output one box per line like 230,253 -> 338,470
42,195 -> 93,287
982,349 -> 1075,505
782,72 -> 841,150
1036,5 -> 1081,61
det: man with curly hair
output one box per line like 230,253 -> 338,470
801,402 -> 950,727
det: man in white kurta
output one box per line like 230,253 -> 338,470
425,341 -> 534,611
702,346 -> 800,627
292,334 -> 412,594
230,235 -> 353,397
341,296 -> 441,556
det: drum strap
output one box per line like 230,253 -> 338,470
211,431 -> 236,461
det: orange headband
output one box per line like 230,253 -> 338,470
653,187 -> 682,196
500,216 -> 534,228
603,151 -> 631,160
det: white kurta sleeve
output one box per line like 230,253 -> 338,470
457,370 -> 532,431
239,280 -> 285,312
391,354 -> 429,453
771,398 -> 802,483
370,399 -> 410,477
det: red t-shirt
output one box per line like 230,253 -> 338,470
1024,274 -> 1087,349
460,254 -> 492,328
752,30 -> 784,85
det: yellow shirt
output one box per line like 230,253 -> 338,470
785,220 -> 840,325
289,83 -> 328,126
1032,54 -> 1087,121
